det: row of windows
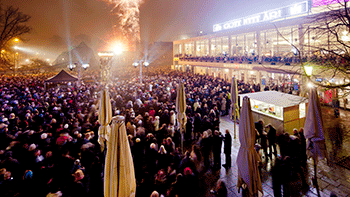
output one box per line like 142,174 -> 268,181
174,23 -> 348,57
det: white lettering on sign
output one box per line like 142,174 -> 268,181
290,3 -> 303,15
223,20 -> 242,30
263,10 -> 281,21
243,15 -> 260,25
213,1 -> 309,32
213,24 -> 222,32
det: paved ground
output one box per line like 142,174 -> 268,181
200,106 -> 350,197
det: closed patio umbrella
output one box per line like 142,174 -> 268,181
98,88 -> 112,152
304,88 -> 327,197
176,82 -> 187,153
236,96 -> 263,197
230,77 -> 239,138
104,116 -> 136,197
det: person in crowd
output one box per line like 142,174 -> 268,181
211,179 -> 228,197
213,130 -> 223,170
266,123 -> 277,157
222,129 -> 232,168
201,131 -> 211,169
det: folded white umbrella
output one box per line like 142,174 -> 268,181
104,116 -> 136,197
304,88 -> 327,197
237,96 -> 263,196
176,82 -> 187,152
230,77 -> 239,138
304,88 -> 327,161
230,77 -> 239,120
98,88 -> 112,152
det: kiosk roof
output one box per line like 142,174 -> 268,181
239,91 -> 308,108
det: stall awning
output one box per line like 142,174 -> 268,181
45,70 -> 78,83
239,91 -> 307,108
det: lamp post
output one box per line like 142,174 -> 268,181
14,49 -> 19,75
302,65 -> 314,96
67,62 -> 89,86
304,65 -> 313,76
0,49 -> 5,59
133,60 -> 149,84
98,51 -> 115,86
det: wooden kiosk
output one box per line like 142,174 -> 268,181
239,91 -> 308,135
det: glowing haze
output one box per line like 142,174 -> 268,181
105,0 -> 143,51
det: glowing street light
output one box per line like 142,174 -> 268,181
307,82 -> 314,88
304,65 -> 313,76
133,60 -> 150,83
82,64 -> 90,70
0,49 -> 5,58
13,38 -> 20,43
68,64 -> 76,71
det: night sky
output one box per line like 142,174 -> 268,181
4,0 -> 304,58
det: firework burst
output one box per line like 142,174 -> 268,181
106,0 -> 143,51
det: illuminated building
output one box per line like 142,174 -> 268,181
172,0 -> 346,86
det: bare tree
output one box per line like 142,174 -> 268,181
19,58 -> 51,74
269,0 -> 350,101
0,5 -> 31,68
302,0 -> 350,89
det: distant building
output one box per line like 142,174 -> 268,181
53,42 -> 99,69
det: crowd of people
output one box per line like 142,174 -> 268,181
254,120 -> 309,196
0,69 -> 310,197
177,54 -> 302,65
176,53 -> 349,66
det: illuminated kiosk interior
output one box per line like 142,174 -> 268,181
239,91 -> 308,134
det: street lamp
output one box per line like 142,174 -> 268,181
82,64 -> 89,70
68,63 -> 76,71
1,49 -> 5,59
133,60 -> 150,84
304,65 -> 313,76
98,51 -> 115,86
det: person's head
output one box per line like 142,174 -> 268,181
166,137 -> 172,144
159,145 -> 167,154
150,191 -> 159,197
150,143 -> 156,150
215,179 -> 228,196
28,144 -> 36,152
136,138 -> 141,143
258,119 -> 264,125
293,128 -> 298,135
45,151 -> 53,158
184,167 -> 193,175
202,131 -> 208,138
73,169 -> 84,181
225,129 -> 229,134
34,149 -> 41,156
214,130 -> 220,136
299,127 -> 304,134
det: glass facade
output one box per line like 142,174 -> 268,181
173,22 -> 340,59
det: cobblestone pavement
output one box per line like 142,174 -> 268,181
201,106 -> 350,197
